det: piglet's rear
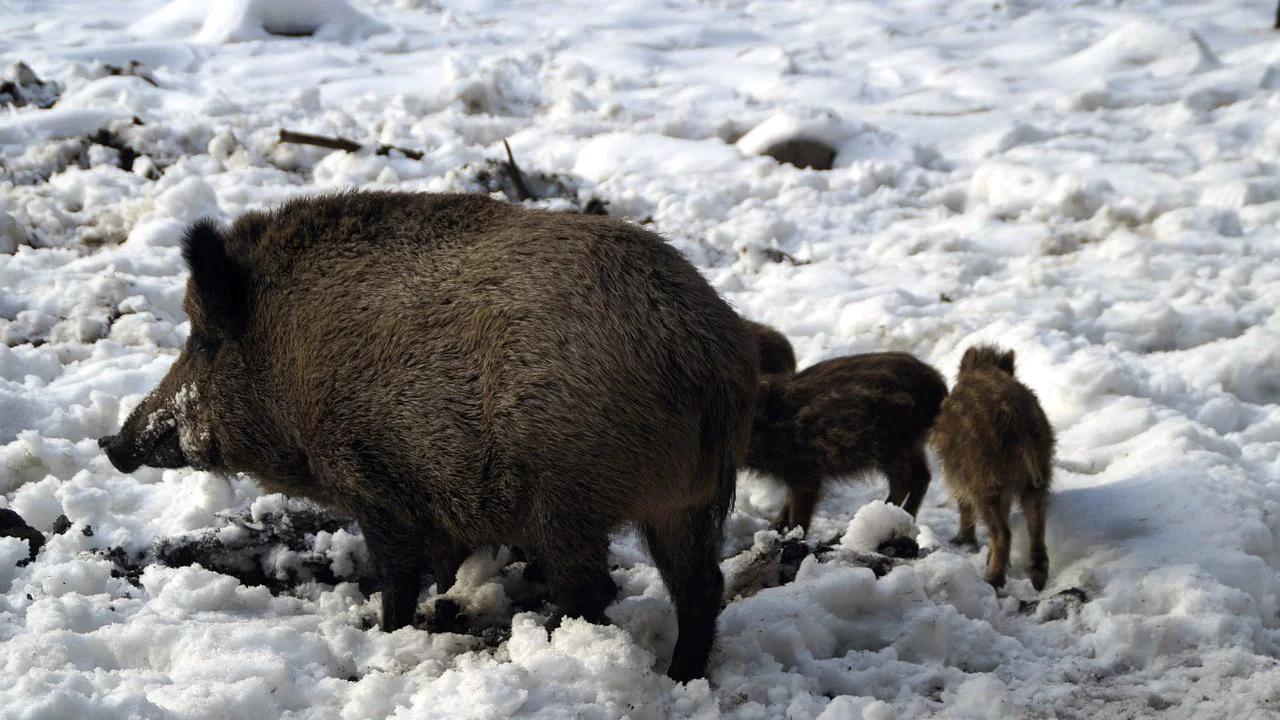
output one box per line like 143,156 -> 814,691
932,345 -> 1055,590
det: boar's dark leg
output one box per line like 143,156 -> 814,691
642,502 -> 725,683
427,532 -> 470,595
533,523 -> 614,625
359,509 -> 425,631
886,445 -> 932,517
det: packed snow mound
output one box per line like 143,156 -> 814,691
1052,19 -> 1220,79
736,108 -> 932,168
839,501 -> 917,553
0,109 -> 132,145
132,0 -> 389,44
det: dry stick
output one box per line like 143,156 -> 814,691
502,139 -> 535,202
278,129 -> 424,160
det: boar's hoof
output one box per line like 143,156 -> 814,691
1029,565 -> 1049,592
666,647 -> 709,684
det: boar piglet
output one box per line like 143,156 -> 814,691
99,191 -> 757,681
931,345 -> 1055,590
744,320 -> 797,377
746,352 -> 947,533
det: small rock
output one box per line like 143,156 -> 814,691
0,508 -> 45,563
0,61 -> 61,109
762,138 -> 837,170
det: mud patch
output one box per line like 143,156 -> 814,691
456,145 -> 608,214
154,505 -> 377,595
1021,586 -> 1091,621
3,117 -> 163,189
0,62 -> 60,109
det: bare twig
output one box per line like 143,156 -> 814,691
502,139 -> 535,202
762,247 -> 812,266
105,61 -> 158,87
278,129 -> 424,160
278,129 -> 361,153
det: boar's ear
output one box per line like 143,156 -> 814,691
182,219 -> 249,338
997,349 -> 1017,374
959,347 -> 979,373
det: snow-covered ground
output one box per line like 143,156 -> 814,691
3,0 -> 1280,717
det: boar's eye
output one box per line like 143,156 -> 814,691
191,335 -> 222,359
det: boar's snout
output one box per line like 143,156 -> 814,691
98,417 -> 190,474
99,433 -> 146,474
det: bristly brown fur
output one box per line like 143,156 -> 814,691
931,344 -> 1055,591
745,320 -> 796,377
745,352 -> 947,533
99,191 -> 757,682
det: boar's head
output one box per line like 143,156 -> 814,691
958,345 -> 1016,376
100,219 -> 267,475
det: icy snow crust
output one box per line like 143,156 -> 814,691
3,0 -> 1280,717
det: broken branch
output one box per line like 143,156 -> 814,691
277,129 -> 424,160
502,139 -> 535,202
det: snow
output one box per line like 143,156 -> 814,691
839,501 -> 918,554
132,0 -> 390,45
2,0 -> 1280,717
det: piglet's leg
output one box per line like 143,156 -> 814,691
772,477 -> 820,534
1022,489 -> 1050,591
952,499 -> 978,548
886,443 -> 933,517
979,493 -> 1013,589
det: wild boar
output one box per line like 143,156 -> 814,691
746,352 -> 947,533
98,191 -> 757,681
745,320 -> 796,377
931,345 -> 1055,590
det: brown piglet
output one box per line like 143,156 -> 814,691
931,345 -> 1055,590
746,352 -> 947,533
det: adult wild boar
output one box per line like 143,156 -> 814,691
99,192 -> 757,681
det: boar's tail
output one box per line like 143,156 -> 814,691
698,411 -> 740,530
707,379 -> 755,529
715,442 -> 738,526
1021,445 -> 1051,491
